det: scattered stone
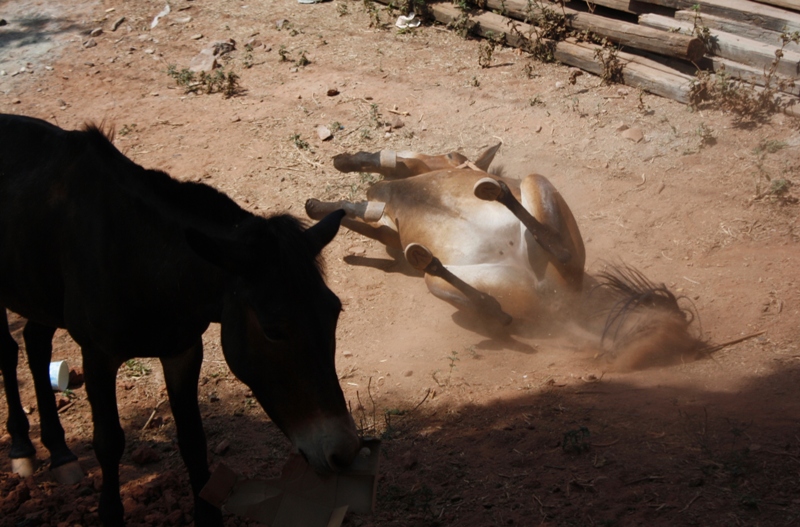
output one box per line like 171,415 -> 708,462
132,445 -> 161,465
290,67 -> 298,73
555,81 -> 564,90
621,126 -> 644,143
245,38 -> 263,49
175,16 -> 192,24
0,71 -> 6,76
614,122 -> 628,132
214,439 -> 230,455
348,246 -> 366,257
190,34 -> 204,40
0,19 -> 7,26
189,49 -> 217,73
209,393 -> 220,402
12,98 -> 21,104
56,396 -> 71,410
617,88 -> 629,96
210,39 -> 236,56
326,87 -> 340,97
275,19 -> 288,30
83,39 -> 97,48
403,370 -> 413,377
90,28 -> 103,37
342,350 -> 353,358
111,17 -> 125,31
144,48 -> 155,54
316,125 -> 332,141
384,132 -> 392,138
391,116 -> 404,129
231,115 -> 241,123
568,68 -> 583,85
22,405 -> 34,414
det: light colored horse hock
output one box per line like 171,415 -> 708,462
11,456 -> 38,477
404,243 -> 433,270
473,177 -> 504,201
51,460 -> 84,485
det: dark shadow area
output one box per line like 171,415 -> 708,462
0,15 -> 84,52
3,362 -> 800,526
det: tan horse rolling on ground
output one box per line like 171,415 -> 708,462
306,144 -> 705,369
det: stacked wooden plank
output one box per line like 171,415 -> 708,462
374,0 -> 800,106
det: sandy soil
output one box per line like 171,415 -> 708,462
1,0 -> 799,526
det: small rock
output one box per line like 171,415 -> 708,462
56,396 -> 70,409
111,17 -> 125,31
391,116 -> 404,129
0,19 -> 7,26
209,393 -> 220,402
275,19 -> 288,30
316,125 -> 332,141
190,34 -> 204,40
231,115 -> 241,123
384,132 -> 392,138
290,67 -> 299,73
621,126 -> 644,143
348,246 -> 366,256
83,39 -> 97,48
131,445 -> 160,465
90,28 -> 103,37
403,370 -> 413,377
326,87 -> 340,97
614,122 -> 628,132
245,38 -> 263,49
144,48 -> 155,54
617,88 -> 629,96
189,49 -> 217,73
12,98 -> 21,104
555,81 -> 564,90
214,439 -> 230,455
210,39 -> 236,56
175,16 -> 192,24
342,351 -> 353,358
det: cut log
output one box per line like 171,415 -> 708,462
576,0 -> 674,16
750,0 -> 800,12
430,3 -> 696,103
674,10 -> 800,53
485,0 -> 704,61
708,56 -> 800,96
640,14 -> 800,79
633,0 -> 800,33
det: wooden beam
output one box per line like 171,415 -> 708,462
708,56 -> 800,96
674,10 -> 800,52
430,3 -> 696,103
640,14 -> 800,78
570,0 -> 673,16
485,0 -> 704,61
750,0 -> 800,12
632,0 -> 800,33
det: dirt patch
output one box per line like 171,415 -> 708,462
1,1 -> 800,526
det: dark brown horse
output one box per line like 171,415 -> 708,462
0,114 -> 360,526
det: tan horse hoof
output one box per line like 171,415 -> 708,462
51,460 -> 84,485
473,177 -> 504,201
11,457 -> 38,477
404,243 -> 433,270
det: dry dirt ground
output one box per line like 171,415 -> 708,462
1,0 -> 800,526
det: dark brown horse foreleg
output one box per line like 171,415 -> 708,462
404,244 -> 512,325
473,177 -> 572,265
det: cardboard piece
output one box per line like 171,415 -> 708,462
200,439 -> 380,527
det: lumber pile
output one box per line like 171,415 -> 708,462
375,0 -> 800,107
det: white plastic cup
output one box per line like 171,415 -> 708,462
49,360 -> 69,391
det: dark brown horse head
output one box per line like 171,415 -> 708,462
188,210 -> 360,472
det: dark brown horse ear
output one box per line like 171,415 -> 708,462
305,209 -> 345,255
185,228 -> 249,273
